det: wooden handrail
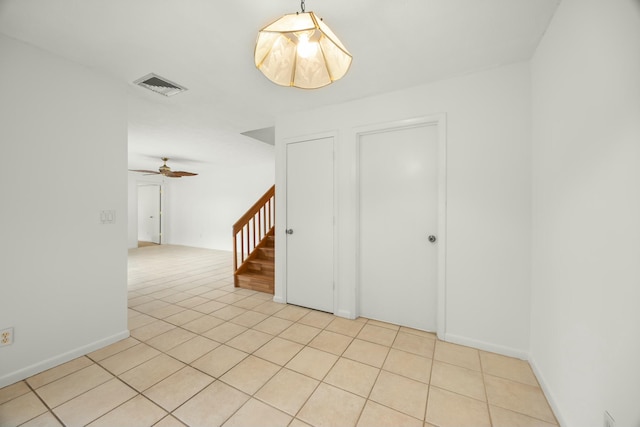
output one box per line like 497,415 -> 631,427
233,185 -> 275,282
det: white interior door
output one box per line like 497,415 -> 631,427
138,184 -> 161,244
359,124 -> 438,331
286,137 -> 334,312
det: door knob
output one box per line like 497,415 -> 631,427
428,235 -> 437,243
286,229 -> 294,235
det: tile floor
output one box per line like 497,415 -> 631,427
0,245 -> 558,427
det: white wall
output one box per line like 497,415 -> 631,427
165,160 -> 274,251
276,62 -> 532,357
530,1 -> 640,426
0,34 -> 128,387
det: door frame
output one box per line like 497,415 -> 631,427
354,114 -> 447,338
136,182 -> 165,245
275,131 -> 338,313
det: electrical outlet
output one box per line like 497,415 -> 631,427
0,328 -> 13,346
604,411 -> 615,427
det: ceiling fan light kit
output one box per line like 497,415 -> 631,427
254,0 -> 352,89
130,158 -> 197,178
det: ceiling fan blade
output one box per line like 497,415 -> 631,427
130,169 -> 160,174
164,172 -> 183,178
171,171 -> 198,177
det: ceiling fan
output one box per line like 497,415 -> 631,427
130,157 -> 198,178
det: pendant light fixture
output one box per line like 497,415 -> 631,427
254,0 -> 353,89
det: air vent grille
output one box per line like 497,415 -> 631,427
134,73 -> 187,97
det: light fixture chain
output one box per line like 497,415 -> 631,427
301,0 -> 305,12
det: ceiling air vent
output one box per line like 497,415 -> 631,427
133,73 -> 187,97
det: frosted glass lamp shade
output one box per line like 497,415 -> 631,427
255,11 -> 352,89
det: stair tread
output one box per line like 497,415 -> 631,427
248,258 -> 274,266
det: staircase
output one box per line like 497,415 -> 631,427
235,230 -> 275,293
233,186 -> 275,294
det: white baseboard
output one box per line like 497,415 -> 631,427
272,295 -> 286,304
529,355 -> 566,427
335,309 -> 354,319
0,330 -> 130,389
443,333 -> 529,360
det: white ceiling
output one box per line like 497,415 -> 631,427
0,0 -> 559,172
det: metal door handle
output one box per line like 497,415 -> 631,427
428,235 -> 437,243
286,229 -> 294,235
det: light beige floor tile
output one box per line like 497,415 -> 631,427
253,316 -> 294,335
229,310 -> 269,327
324,358 -> 379,397
226,329 -> 273,353
160,291 -> 193,304
365,319 -> 401,331
211,305 -> 248,321
120,354 -> 185,392
192,345 -> 249,378
251,291 -> 274,300
370,371 -> 428,419
146,328 -> 197,352
490,405 -> 558,427
220,356 -> 280,395
357,400 -> 422,427
223,398 -> 292,427
173,381 -> 249,427
27,356 -> 93,388
343,339 -> 390,368
298,383 -> 365,427
199,289 -> 229,300
431,361 -> 486,401
308,330 -> 353,355
253,301 -> 287,316
36,364 -> 113,408
128,313 -> 157,329
426,386 -> 490,427
382,348 -> 432,383
144,366 -> 214,412
273,305 -> 310,322
392,332 -> 435,358
53,379 -> 137,427
130,320 -> 176,342
204,322 -> 248,343
176,296 -> 209,308
147,288 -> 180,299
357,324 -> 398,346
232,296 -> 265,310
434,341 -> 481,371
286,347 -> 338,380
163,309 -> 204,326
192,299 -> 227,314
0,392 -> 47,427
253,337 -> 304,366
484,375 -> 556,423
147,304 -> 185,319
20,411 -> 63,427
99,343 -> 160,375
181,314 -> 225,334
480,351 -> 538,386
0,381 -> 29,405
279,323 -> 322,345
298,311 -> 335,329
87,394 -> 166,427
128,295 -> 155,307
289,419 -> 312,427
186,285 -> 216,295
255,368 -> 318,415
88,338 -> 140,362
399,326 -> 436,338
325,317 -> 365,337
134,300 -> 171,315
166,335 -> 220,364
154,414 -> 187,427
215,293 -> 249,304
